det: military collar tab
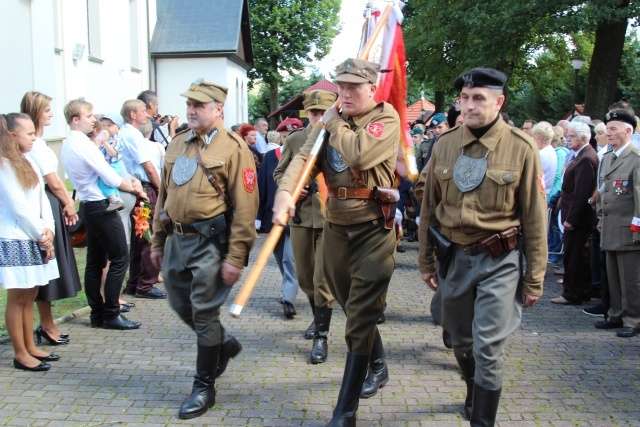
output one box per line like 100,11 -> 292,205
185,128 -> 218,146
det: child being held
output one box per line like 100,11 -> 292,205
96,113 -> 126,212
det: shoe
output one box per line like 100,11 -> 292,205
617,327 -> 640,337
595,320 -> 623,329
550,296 -> 572,305
102,315 -> 141,330
90,320 -> 103,328
396,245 -> 406,253
135,287 -> 167,299
35,326 -> 69,345
60,333 -> 69,339
360,330 -> 388,398
179,344 -> 220,419
553,267 -> 564,275
105,200 -> 125,212
583,302 -> 605,317
33,353 -> 60,362
216,329 -> 242,378
122,302 -> 135,308
407,234 -> 417,243
327,353 -> 369,426
470,385 -> 501,427
283,301 -> 296,318
442,330 -> 452,349
310,306 -> 332,365
304,320 -> 316,340
119,305 -> 130,313
13,359 -> 50,372
124,288 -> 136,295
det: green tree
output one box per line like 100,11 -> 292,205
248,0 -> 341,113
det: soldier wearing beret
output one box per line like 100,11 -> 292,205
595,109 -> 640,338
150,79 -> 258,419
273,58 -> 400,426
274,90 -> 337,364
418,68 -> 547,425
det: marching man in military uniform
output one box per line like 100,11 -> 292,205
150,79 -> 258,419
595,110 -> 640,338
273,58 -> 400,427
274,90 -> 337,364
418,68 -> 547,426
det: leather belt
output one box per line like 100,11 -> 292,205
452,242 -> 488,256
173,221 -> 198,235
452,227 -> 519,257
327,187 -> 374,200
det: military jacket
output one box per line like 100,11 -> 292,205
277,101 -> 400,226
597,144 -> 640,252
151,122 -> 259,269
418,117 -> 548,296
415,137 -> 433,172
273,125 -> 325,229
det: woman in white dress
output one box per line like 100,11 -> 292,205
21,91 -> 81,344
0,114 -> 60,371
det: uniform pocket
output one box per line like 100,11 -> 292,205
485,168 -> 519,212
196,157 -> 226,193
434,165 -> 455,204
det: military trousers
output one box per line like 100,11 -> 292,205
440,248 -> 522,390
323,218 -> 395,354
163,232 -> 231,346
605,250 -> 640,329
290,225 -> 334,308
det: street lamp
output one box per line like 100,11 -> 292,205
571,56 -> 585,118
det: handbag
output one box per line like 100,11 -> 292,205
67,190 -> 87,248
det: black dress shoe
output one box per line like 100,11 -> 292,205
13,359 -> 50,371
33,353 -> 60,362
35,325 -> 69,346
617,327 -> 640,338
102,315 -> 141,330
283,301 -> 297,318
119,305 -> 130,313
442,330 -> 452,349
90,320 -> 104,328
135,287 -> 167,299
124,288 -> 136,296
396,245 -> 406,253
595,320 -> 624,329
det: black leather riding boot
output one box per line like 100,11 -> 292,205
216,327 -> 242,378
470,384 -> 502,427
327,352 -> 369,427
454,350 -> 475,420
304,299 -> 316,340
360,329 -> 389,398
311,306 -> 332,364
179,344 -> 220,419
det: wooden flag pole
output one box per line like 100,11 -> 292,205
229,4 -> 394,318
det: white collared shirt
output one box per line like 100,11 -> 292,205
61,130 -> 123,201
119,123 -> 153,182
614,142 -> 631,158
254,132 -> 268,154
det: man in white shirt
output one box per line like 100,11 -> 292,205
253,117 -> 269,154
119,99 -> 165,300
61,99 -> 143,330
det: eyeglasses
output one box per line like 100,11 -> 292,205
566,134 -> 578,139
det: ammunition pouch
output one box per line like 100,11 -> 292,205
191,213 -> 229,256
427,226 -> 453,279
374,186 -> 400,230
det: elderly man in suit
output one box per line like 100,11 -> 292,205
595,110 -> 640,338
551,121 -> 598,305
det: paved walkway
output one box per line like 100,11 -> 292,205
1,236 -> 639,426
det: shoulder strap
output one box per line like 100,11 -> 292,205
350,168 -> 367,189
194,143 -> 235,214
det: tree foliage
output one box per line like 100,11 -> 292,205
248,0 -> 341,112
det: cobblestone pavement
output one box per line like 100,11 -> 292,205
1,236 -> 639,426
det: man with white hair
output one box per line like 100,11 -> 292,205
551,121 -> 598,305
531,122 -> 557,195
595,110 -> 640,338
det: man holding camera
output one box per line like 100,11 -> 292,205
137,90 -> 179,149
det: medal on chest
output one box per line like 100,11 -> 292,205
453,148 -> 490,193
172,129 -> 218,186
613,180 -> 629,196
327,146 -> 349,173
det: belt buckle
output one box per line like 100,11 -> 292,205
338,187 -> 348,200
464,244 -> 479,256
174,222 -> 184,235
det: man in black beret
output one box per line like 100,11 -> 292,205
418,67 -> 547,425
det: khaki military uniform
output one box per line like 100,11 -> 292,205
278,100 -> 399,354
274,125 -> 334,308
597,145 -> 640,329
418,117 -> 547,389
415,137 -> 433,172
151,123 -> 258,346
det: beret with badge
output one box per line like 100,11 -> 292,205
181,78 -> 228,104
430,113 -> 447,127
454,68 -> 507,92
276,118 -> 303,132
303,90 -> 337,111
604,110 -> 638,130
334,58 -> 381,85
410,127 -> 424,136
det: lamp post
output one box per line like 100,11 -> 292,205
571,56 -> 585,118
420,108 -> 426,122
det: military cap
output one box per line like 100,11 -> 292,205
410,127 -> 424,136
180,78 -> 228,104
334,58 -> 380,85
454,68 -> 507,91
303,90 -> 337,111
604,110 -> 638,130
276,118 -> 303,132
430,113 -> 447,127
